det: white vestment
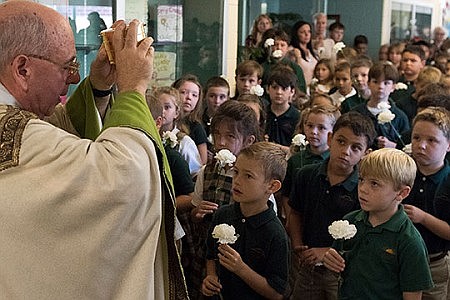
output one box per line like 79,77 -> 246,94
0,79 -> 187,299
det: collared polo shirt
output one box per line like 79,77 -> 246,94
266,104 -> 300,147
282,146 -> 330,197
404,162 -> 450,253
288,159 -> 360,247
338,205 -> 434,299
206,202 -> 289,299
352,99 -> 410,149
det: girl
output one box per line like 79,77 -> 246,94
388,42 -> 405,71
245,14 -> 273,48
311,58 -> 334,94
172,74 -> 208,164
291,20 -> 319,86
153,86 -> 203,177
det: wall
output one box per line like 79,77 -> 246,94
327,0 -> 383,58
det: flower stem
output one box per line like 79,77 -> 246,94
389,122 -> 406,148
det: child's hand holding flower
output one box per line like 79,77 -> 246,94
215,149 -> 236,168
323,220 -> 357,273
218,244 -> 245,274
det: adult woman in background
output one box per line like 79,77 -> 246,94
291,20 -> 319,87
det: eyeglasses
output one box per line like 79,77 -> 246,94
27,55 -> 80,76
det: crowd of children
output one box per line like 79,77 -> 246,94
142,12 -> 450,300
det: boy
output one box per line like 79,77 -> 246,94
203,76 -> 230,132
282,104 -> 341,224
403,107 -> 450,299
396,66 -> 442,126
232,60 -> 263,99
261,28 -> 307,93
330,62 -> 357,108
341,58 -> 373,113
352,62 -> 409,149
287,112 -> 377,299
328,22 -> 345,43
202,76 -> 230,154
323,148 -> 434,299
265,66 -> 300,153
391,45 -> 426,103
353,35 -> 368,55
202,142 -> 289,299
188,100 -> 260,299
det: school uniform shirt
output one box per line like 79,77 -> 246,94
281,146 -> 330,198
338,205 -> 433,299
171,126 -> 203,177
395,94 -> 417,127
288,159 -> 360,247
330,87 -> 357,107
351,99 -> 410,149
206,202 -> 289,299
265,104 -> 300,147
340,93 -> 366,114
391,77 -> 416,103
403,162 -> 450,254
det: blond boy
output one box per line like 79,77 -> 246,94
323,148 -> 433,300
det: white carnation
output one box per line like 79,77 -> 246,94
215,149 -> 236,168
272,49 -> 283,58
162,131 -> 178,148
212,224 -> 239,244
333,42 -> 346,53
291,134 -> 308,147
377,110 -> 396,124
328,220 -> 357,240
264,38 -> 274,48
395,82 -> 408,90
250,84 -> 264,97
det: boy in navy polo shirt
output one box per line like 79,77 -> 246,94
323,148 -> 433,299
287,112 -> 376,299
403,107 -> 450,299
265,66 -> 300,154
202,142 -> 289,299
352,62 -> 409,149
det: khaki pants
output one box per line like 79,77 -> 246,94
290,264 -> 339,300
423,252 -> 449,300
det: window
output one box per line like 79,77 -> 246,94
390,2 -> 433,43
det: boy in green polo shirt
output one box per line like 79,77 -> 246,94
323,148 -> 433,300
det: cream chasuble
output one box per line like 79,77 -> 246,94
0,78 -> 188,299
